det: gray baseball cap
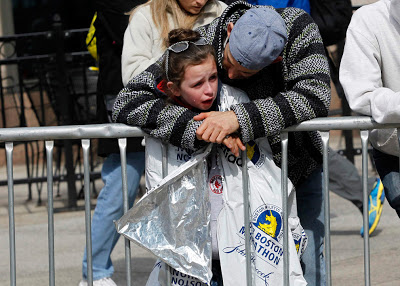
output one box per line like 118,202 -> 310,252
229,7 -> 287,70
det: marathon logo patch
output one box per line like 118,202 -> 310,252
250,205 -> 284,267
228,204 -> 284,268
252,205 -> 282,240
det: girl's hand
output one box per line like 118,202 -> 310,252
222,134 -> 246,157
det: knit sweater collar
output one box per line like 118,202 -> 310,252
213,1 -> 253,71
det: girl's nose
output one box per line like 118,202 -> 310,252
204,82 -> 213,95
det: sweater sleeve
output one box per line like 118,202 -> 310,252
113,57 -> 207,151
339,13 -> 400,124
230,10 -> 331,143
121,9 -> 159,86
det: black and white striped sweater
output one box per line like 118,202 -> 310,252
112,2 -> 331,186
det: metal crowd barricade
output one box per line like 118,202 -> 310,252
2,124 -> 145,286
2,116 -> 400,286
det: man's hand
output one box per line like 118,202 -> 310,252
194,110 -> 240,143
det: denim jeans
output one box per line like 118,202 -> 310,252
373,148 -> 400,218
296,167 -> 326,286
82,152 -> 145,280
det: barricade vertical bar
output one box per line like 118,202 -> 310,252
320,131 -> 331,286
398,128 -> 400,173
6,142 -> 16,286
241,149 -> 252,286
360,130 -> 370,286
162,143 -> 168,177
161,143 -> 171,286
398,128 -> 400,198
45,141 -> 55,286
202,155 -> 209,271
118,138 -> 132,286
280,132 -> 289,286
81,139 -> 93,286
398,125 -> 400,262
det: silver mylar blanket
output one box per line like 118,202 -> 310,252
114,145 -> 213,284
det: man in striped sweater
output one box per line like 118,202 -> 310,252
113,2 -> 330,284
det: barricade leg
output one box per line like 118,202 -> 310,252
118,138 -> 132,286
361,130 -> 371,286
162,143 -> 171,286
45,141 -> 55,286
241,148 -> 252,286
6,142 -> 16,286
280,132 -> 289,286
82,139 -> 93,286
320,131 -> 332,286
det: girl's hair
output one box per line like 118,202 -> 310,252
128,0 -> 215,48
163,28 -> 216,87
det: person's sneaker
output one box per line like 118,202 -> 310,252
78,277 -> 117,286
360,178 -> 385,237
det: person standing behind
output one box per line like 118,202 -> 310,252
79,1 -> 146,285
121,0 -> 227,85
340,0 -> 400,218
79,0 -> 226,285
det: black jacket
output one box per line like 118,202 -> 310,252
94,0 -> 146,156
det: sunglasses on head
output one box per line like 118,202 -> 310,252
165,38 -> 208,82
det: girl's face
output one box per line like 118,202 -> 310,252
177,0 -> 208,15
168,55 -> 218,111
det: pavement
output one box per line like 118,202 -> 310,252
1,138 -> 400,286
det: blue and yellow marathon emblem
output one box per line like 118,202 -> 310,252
253,205 -> 282,240
293,236 -> 302,254
246,140 -> 265,168
292,231 -> 308,256
245,204 -> 284,267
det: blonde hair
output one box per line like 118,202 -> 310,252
128,0 -> 214,48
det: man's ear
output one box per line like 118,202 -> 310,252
167,81 -> 180,97
227,22 -> 234,37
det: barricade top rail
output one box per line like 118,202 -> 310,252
284,116 -> 400,132
0,116 -> 399,143
0,123 -> 146,142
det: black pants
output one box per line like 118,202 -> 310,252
211,259 -> 223,285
